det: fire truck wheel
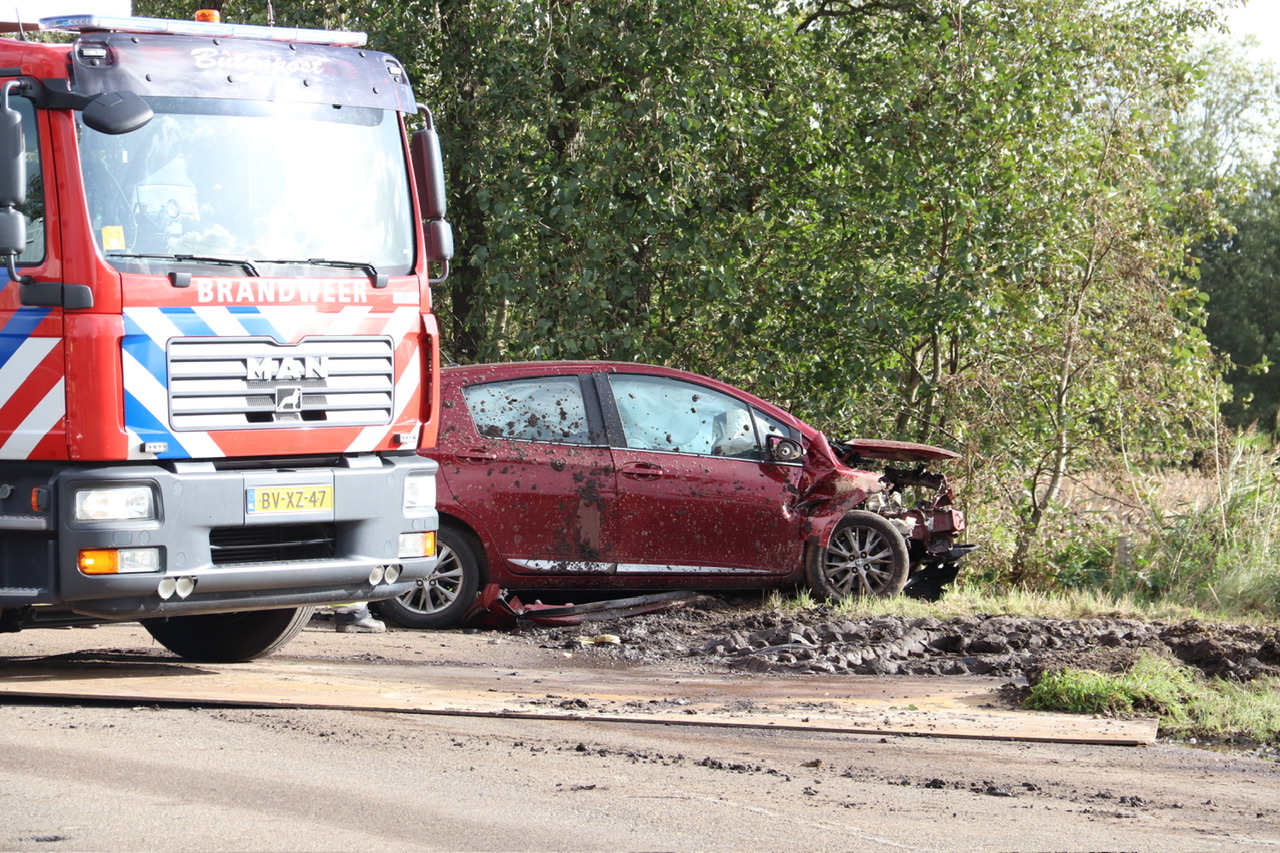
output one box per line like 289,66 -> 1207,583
141,606 -> 315,663
806,510 -> 909,600
372,526 -> 480,629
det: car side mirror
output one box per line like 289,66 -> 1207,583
768,436 -> 804,463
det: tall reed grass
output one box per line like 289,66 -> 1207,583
971,431 -> 1280,621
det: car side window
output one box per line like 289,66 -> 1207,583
610,374 -> 768,459
753,409 -> 796,445
462,376 -> 592,444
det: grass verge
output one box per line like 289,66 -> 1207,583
1026,652 -> 1280,744
757,589 -> 1278,744
761,585 -> 1278,625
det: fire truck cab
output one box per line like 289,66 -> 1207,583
0,8 -> 452,660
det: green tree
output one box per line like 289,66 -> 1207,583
411,1 -> 822,367
765,0 -> 1227,580
1196,164 -> 1280,433
1171,35 -> 1280,434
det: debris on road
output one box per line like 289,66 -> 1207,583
461,585 -> 707,629
575,635 -> 622,646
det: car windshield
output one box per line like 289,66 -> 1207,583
79,97 -> 414,276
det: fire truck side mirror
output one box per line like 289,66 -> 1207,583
411,118 -> 453,282
425,219 -> 454,262
0,99 -> 22,207
0,208 -> 24,265
411,126 -> 448,223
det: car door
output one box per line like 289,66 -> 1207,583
434,370 -> 618,576
599,371 -> 805,577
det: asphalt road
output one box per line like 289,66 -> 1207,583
2,622 -> 1278,852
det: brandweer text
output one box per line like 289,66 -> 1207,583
196,279 -> 370,304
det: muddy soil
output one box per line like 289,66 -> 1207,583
501,598 -> 1280,685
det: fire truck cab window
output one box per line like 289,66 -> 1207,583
15,97 -> 45,265
78,98 -> 415,277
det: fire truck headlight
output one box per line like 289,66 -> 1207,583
398,531 -> 435,559
74,486 -> 157,522
79,548 -> 161,575
402,471 -> 436,517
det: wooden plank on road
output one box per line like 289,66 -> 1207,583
0,651 -> 1157,746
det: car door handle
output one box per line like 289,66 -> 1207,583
620,461 -> 664,479
456,449 -> 498,462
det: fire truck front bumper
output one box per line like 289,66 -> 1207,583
14,454 -> 440,620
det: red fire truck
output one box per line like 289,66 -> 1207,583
0,11 -> 453,660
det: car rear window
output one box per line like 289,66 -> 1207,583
462,376 -> 592,444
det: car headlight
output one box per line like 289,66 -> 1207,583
74,486 -> 156,522
402,471 -> 436,516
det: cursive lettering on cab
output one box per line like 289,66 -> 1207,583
190,47 -> 327,76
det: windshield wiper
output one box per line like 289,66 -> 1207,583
253,258 -> 385,286
106,252 -> 260,277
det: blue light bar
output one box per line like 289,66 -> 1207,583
38,14 -> 368,47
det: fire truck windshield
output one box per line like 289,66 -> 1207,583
78,97 -> 415,277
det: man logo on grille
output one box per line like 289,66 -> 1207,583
247,355 -> 329,381
276,387 -> 302,412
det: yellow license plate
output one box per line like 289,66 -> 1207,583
245,485 -> 334,514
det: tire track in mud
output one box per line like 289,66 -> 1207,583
523,607 -> 1280,682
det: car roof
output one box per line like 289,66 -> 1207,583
440,361 -> 963,463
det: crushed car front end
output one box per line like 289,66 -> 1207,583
797,435 -> 975,600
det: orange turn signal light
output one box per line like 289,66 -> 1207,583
79,549 -> 119,574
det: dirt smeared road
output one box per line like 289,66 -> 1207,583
1,607 -> 1278,852
526,602 -> 1280,682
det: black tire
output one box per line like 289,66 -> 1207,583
806,510 -> 910,600
372,526 -> 481,629
141,606 -> 315,662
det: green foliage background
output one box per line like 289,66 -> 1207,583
137,0 -> 1280,601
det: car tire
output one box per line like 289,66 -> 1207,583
373,526 -> 481,629
806,510 -> 910,600
141,607 -> 315,662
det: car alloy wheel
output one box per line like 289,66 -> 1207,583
806,510 -> 909,599
373,527 -> 481,629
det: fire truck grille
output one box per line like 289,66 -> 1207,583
209,523 -> 338,566
167,336 -> 396,430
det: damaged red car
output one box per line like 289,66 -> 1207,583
377,362 -> 974,628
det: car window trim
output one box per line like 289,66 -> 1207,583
592,371 -> 627,448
